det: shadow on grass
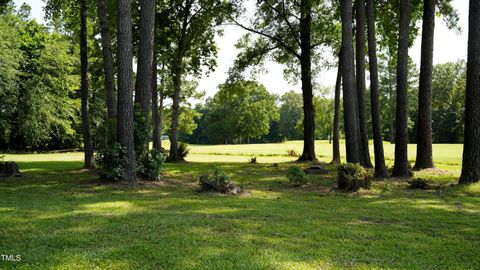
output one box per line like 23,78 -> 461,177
16,161 -> 84,172
0,163 -> 479,269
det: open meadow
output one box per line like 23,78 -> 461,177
1,141 -> 479,269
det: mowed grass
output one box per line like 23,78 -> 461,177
3,140 -> 463,171
1,142 -> 479,269
184,141 -> 463,171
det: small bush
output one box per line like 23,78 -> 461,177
408,178 -> 429,189
286,166 -> 307,185
177,142 -> 190,160
95,143 -> 126,181
137,149 -> 165,181
199,168 -> 241,194
249,156 -> 257,164
286,149 -> 299,157
337,163 -> 371,192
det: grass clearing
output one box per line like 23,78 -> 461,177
1,142 -> 478,269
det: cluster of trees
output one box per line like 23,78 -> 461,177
334,0 -> 480,184
0,0 -> 479,184
38,0 -> 233,181
187,88 -> 335,145
0,4 -> 80,151
184,59 -> 467,146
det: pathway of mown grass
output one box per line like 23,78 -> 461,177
0,160 -> 479,269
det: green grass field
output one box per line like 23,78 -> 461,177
2,140 -> 464,171
1,141 -> 479,269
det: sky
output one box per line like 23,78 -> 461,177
15,0 -> 469,99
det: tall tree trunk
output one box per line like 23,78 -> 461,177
169,59 -> 183,161
169,3 -> 190,162
392,0 -> 411,178
341,0 -> 361,164
331,51 -> 342,165
298,0 -> 317,161
366,0 -> 388,177
355,0 -> 373,168
152,42 -> 161,152
117,0 -> 136,181
158,70 -> 165,149
134,0 -> 155,154
95,0 -> 117,143
414,0 -> 435,169
459,0 -> 480,184
80,0 -> 93,169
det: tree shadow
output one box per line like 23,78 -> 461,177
0,163 -> 479,269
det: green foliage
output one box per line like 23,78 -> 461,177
337,163 -> 371,192
177,142 -> 190,160
0,7 -> 81,150
230,0 -> 338,83
199,168 -> 230,192
314,95 -> 335,140
203,80 -> 279,144
163,106 -> 202,137
278,91 -> 303,140
431,61 -> 466,143
136,149 -> 165,181
159,0 -> 230,78
95,143 -> 126,181
134,104 -> 151,153
286,166 -> 307,185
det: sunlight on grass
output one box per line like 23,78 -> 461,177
1,140 -> 465,171
1,142 -> 478,269
78,201 -> 141,216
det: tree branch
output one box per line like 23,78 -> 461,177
231,17 -> 300,59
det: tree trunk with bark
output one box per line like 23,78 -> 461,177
414,0 -> 435,169
355,0 -> 373,168
366,0 -> 388,177
158,76 -> 165,149
331,52 -> 342,165
134,0 -> 155,153
169,56 -> 183,161
298,0 -> 317,162
95,0 -> 117,143
116,0 -> 136,181
80,0 -> 93,169
152,43 -> 161,152
341,0 -> 361,164
459,0 -> 480,184
392,0 -> 411,178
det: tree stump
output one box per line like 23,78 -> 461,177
0,162 -> 21,178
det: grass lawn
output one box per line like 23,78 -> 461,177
1,142 -> 479,269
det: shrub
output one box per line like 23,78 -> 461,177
95,143 -> 126,181
137,149 -> 165,181
408,178 -> 429,189
199,168 -> 241,194
286,166 -> 307,185
249,156 -> 257,164
177,142 -> 190,160
337,163 -> 371,192
286,149 -> 299,157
